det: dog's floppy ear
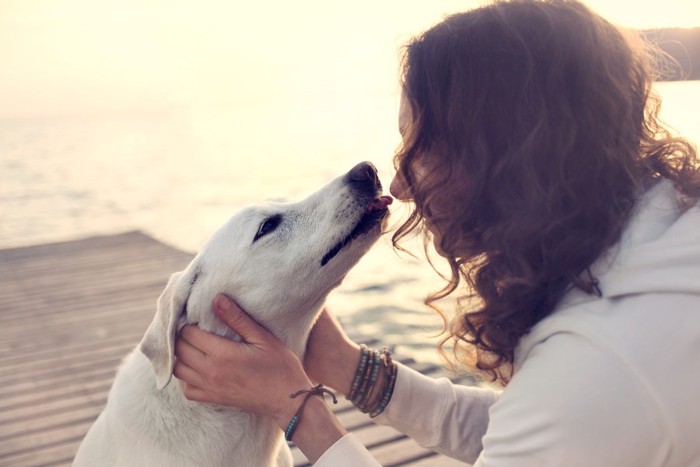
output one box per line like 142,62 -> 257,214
140,271 -> 190,390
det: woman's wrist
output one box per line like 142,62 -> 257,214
321,339 -> 362,397
304,308 -> 363,395
277,393 -> 347,464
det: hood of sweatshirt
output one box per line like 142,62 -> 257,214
556,179 -> 700,310
514,179 -> 700,369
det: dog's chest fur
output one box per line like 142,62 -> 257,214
91,349 -> 285,466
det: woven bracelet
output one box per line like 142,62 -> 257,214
347,345 -> 370,401
284,384 -> 338,442
369,350 -> 397,418
347,345 -> 398,417
364,347 -> 392,414
352,348 -> 378,406
357,351 -> 382,412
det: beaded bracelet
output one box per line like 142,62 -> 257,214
369,352 -> 397,418
357,350 -> 382,410
362,347 -> 392,415
347,345 -> 370,401
347,345 -> 398,417
284,384 -> 338,442
352,348 -> 378,407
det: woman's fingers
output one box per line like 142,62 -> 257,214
172,358 -> 205,389
178,323 -> 231,356
176,375 -> 214,404
213,294 -> 270,345
175,330 -> 207,364
173,334 -> 210,391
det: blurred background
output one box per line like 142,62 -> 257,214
1,0 -> 698,365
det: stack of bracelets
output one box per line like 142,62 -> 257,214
347,344 -> 398,418
284,344 -> 398,442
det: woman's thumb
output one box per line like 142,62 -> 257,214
214,294 -> 265,343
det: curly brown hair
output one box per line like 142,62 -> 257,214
392,0 -> 700,385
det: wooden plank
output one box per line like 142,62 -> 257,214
0,232 -> 468,466
0,233 -> 180,466
0,231 -> 174,262
0,334 -> 136,370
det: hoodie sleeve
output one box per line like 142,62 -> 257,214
317,329 -> 671,467
314,363 -> 499,466
373,363 -> 500,463
314,433 -> 382,467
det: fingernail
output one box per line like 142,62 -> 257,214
216,294 -> 233,311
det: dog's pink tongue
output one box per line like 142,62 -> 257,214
368,195 -> 393,212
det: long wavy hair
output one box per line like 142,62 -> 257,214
392,0 -> 700,385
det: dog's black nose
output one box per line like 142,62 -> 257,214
347,161 -> 380,188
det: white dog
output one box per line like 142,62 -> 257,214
73,162 -> 392,467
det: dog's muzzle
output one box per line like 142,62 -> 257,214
320,162 -> 392,267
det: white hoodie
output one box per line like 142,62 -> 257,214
316,180 -> 700,467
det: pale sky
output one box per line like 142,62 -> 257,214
0,0 -> 698,118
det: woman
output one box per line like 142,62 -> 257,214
174,1 -> 700,465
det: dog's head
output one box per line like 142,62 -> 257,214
140,162 -> 392,389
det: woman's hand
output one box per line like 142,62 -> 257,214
304,308 -> 362,397
173,295 -> 348,463
173,294 -> 311,426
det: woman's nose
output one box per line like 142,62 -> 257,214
390,173 -> 411,201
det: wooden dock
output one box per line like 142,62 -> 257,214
0,231 -> 468,466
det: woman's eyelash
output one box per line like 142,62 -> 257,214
253,214 -> 282,242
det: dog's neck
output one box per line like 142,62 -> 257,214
262,313 -> 318,358
247,296 -> 327,359
191,297 -> 326,361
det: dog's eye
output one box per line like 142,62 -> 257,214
253,214 -> 282,242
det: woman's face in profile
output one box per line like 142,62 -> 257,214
390,92 -> 449,256
389,93 -> 416,201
